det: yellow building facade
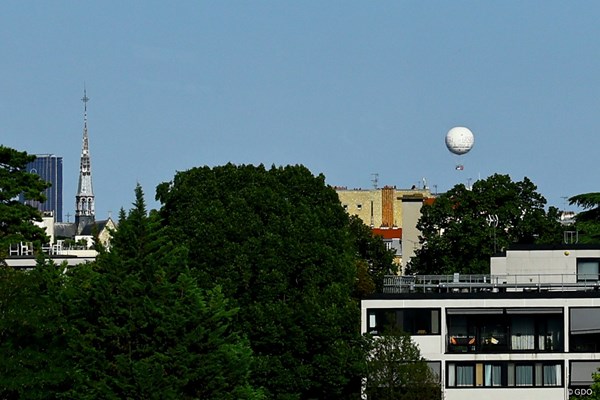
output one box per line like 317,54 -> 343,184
336,186 -> 435,271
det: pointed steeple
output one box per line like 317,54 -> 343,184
75,87 -> 95,233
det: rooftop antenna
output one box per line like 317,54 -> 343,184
371,173 -> 379,190
561,196 -> 569,211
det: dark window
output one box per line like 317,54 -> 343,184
446,308 -> 563,353
570,307 -> 600,352
367,308 -> 440,335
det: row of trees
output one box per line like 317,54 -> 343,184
5,144 -> 600,398
0,147 -> 439,399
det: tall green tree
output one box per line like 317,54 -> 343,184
0,260 -> 74,399
408,174 -> 563,275
569,192 -> 600,243
156,164 -> 364,399
65,184 -> 264,399
0,146 -> 50,257
363,331 -> 441,400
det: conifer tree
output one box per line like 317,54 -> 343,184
65,184 -> 264,399
0,260 -> 74,398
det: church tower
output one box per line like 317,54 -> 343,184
75,88 -> 95,234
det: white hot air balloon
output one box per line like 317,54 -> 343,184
445,127 -> 474,170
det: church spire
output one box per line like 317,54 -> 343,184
75,87 -> 95,233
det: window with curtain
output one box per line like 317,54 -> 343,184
449,361 -> 563,389
484,364 -> 502,386
456,365 -> 474,386
511,316 -> 535,350
543,364 -> 561,386
515,365 -> 533,386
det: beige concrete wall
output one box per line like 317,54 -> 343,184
336,187 -> 432,229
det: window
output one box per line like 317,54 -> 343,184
511,316 -> 535,350
484,364 -> 502,387
577,258 -> 600,282
367,308 -> 440,335
515,365 -> 533,386
426,361 -> 441,382
447,361 -> 563,388
570,307 -> 600,352
446,308 -> 563,353
508,363 -> 561,387
571,361 -> 600,386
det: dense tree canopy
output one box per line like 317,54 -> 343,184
0,146 -> 50,257
156,164 -> 364,399
364,331 -> 441,400
64,184 -> 263,399
569,192 -> 600,243
0,185 -> 264,399
407,174 -> 563,275
0,260 -> 74,398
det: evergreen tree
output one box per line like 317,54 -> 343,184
65,184 -> 263,399
0,260 -> 74,398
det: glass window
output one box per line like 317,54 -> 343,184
543,364 -> 561,386
367,308 -> 440,335
511,316 -> 535,350
484,364 -> 502,387
570,307 -> 600,352
577,259 -> 599,282
447,308 -> 563,353
456,365 -> 474,386
571,361 -> 600,386
448,361 -> 562,388
515,365 -> 533,386
426,361 -> 441,382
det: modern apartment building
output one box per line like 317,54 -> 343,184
20,154 -> 63,222
362,244 -> 600,399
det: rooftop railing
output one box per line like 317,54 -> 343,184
383,273 -> 600,294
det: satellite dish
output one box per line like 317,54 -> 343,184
445,127 -> 474,170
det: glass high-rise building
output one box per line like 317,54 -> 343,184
21,154 -> 63,222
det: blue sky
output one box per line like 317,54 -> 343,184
2,1 -> 599,220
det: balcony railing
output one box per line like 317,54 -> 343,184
8,241 -> 64,257
383,273 -> 600,293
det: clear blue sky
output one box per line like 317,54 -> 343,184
2,1 -> 598,220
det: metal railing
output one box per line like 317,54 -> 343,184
383,273 -> 600,294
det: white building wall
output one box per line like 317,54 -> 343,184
362,296 -> 600,400
491,248 -> 600,285
445,387 -> 564,400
